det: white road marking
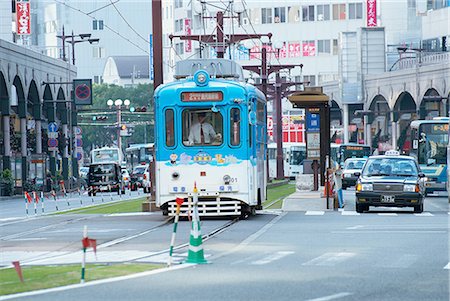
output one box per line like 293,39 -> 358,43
302,252 -> 356,266
305,292 -> 353,301
444,263 -> 450,269
107,212 -> 156,217
251,251 -> 295,265
341,211 -> 360,216
305,211 -> 325,215
346,225 -> 364,230
7,237 -> 47,241
414,212 -> 433,217
377,213 -> 398,216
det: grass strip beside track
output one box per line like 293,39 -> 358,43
0,263 -> 163,296
263,183 -> 296,209
53,197 -> 147,215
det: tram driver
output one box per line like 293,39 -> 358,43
188,112 -> 221,145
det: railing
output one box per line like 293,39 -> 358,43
396,52 -> 450,71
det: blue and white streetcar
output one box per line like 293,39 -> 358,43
153,59 -> 267,217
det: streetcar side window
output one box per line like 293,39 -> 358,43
165,109 -> 175,147
230,108 -> 241,146
182,109 -> 223,146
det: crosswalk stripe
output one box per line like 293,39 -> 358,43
251,251 -> 295,265
414,212 -> 433,216
302,252 -> 356,266
305,211 -> 325,215
444,263 -> 450,269
341,211 -> 360,216
377,213 -> 398,216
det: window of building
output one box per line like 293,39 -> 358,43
93,76 -> 103,84
230,108 -> 241,146
288,6 -> 300,23
332,4 -> 346,20
318,73 -> 338,84
318,40 -> 331,54
175,42 -> 184,55
303,75 -> 316,86
93,47 -> 105,58
250,8 -> 261,25
93,20 -> 104,30
175,19 -> 183,32
175,0 -> 183,8
261,8 -> 272,24
317,4 -> 330,21
274,7 -> 286,23
349,3 -> 363,19
302,5 -> 314,21
333,39 -> 339,55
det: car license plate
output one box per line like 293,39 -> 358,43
381,195 -> 395,203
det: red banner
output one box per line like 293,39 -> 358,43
288,43 -> 301,58
302,42 -> 315,57
16,1 -> 31,35
267,116 -> 305,143
367,0 -> 377,27
184,18 -> 192,53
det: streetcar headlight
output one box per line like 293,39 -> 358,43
223,175 -> 231,184
197,73 -> 206,83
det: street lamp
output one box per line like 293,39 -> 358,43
56,26 -> 100,65
107,99 -> 130,153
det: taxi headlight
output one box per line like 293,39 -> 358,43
361,184 -> 373,191
404,184 -> 420,192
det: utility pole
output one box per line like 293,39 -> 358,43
152,0 -> 163,89
244,47 -> 304,180
169,11 -> 272,59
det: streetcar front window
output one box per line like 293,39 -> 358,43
183,109 -> 223,146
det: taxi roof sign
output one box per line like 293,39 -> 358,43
385,150 -> 400,156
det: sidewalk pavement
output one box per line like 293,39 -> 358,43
282,189 -> 335,211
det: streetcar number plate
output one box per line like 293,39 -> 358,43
381,195 -> 395,203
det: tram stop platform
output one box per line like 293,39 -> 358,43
282,188 -> 335,211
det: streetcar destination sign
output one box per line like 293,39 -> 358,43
182,92 -> 223,102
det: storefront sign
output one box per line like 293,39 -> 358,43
184,18 -> 192,53
367,0 -> 377,27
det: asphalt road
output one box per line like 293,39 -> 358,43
1,191 -> 448,301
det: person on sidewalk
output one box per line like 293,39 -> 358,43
334,166 -> 344,208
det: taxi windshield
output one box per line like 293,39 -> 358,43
362,158 -> 418,177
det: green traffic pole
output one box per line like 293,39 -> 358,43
168,203 -> 181,267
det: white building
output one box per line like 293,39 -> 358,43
103,56 -> 150,87
3,0 -> 153,84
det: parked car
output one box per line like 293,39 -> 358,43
341,158 -> 367,189
87,162 -> 125,196
121,168 -> 131,188
130,164 -> 151,193
355,151 -> 425,213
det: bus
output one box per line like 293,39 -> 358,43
90,146 -> 124,166
153,59 -> 267,217
268,142 -> 306,179
331,143 -> 372,167
125,143 -> 154,171
410,118 -> 449,195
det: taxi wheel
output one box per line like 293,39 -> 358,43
356,203 -> 365,213
414,204 -> 423,213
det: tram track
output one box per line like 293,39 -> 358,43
3,214 -> 241,266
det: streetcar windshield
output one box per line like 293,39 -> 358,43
182,109 -> 223,146
418,123 -> 448,165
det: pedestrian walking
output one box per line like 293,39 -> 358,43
334,166 -> 344,208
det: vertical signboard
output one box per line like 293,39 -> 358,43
367,0 -> 377,27
16,1 -> 31,35
149,34 -> 154,81
306,108 -> 321,159
184,18 -> 192,53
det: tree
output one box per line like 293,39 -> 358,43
79,83 -> 154,153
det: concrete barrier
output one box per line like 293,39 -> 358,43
296,174 -> 314,191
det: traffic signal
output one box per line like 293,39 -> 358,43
135,106 -> 147,112
93,116 -> 108,121
120,124 -> 127,130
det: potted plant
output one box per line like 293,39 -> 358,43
0,169 -> 14,196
